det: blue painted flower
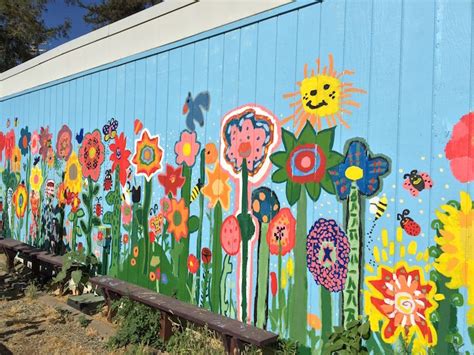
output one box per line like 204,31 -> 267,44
18,126 -> 31,156
328,140 -> 390,200
251,187 -> 280,224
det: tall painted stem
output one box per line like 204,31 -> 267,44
255,222 -> 270,328
141,179 -> 152,277
320,287 -> 332,342
195,149 -> 206,303
178,165 -> 192,302
342,182 -> 362,326
210,202 -> 223,313
25,152 -> 31,244
288,188 -> 307,345
105,168 -> 122,277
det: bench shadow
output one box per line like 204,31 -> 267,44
0,342 -> 13,355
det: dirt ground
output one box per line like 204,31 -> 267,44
0,254 -> 116,355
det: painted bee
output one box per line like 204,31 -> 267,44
369,195 -> 388,220
14,117 -> 18,127
102,118 -> 118,142
403,169 -> 433,197
190,178 -> 203,203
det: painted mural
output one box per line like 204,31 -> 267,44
0,1 -> 473,352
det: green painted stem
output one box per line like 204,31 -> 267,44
71,214 -> 77,251
177,165 -> 192,302
278,249 -> 283,334
342,182 -> 362,327
288,188 -> 307,345
195,149 -> 206,304
25,152 -> 31,244
255,222 -> 270,328
210,202 -> 223,313
220,253 -> 233,317
107,169 -> 122,277
320,287 -> 332,342
141,179 -> 152,277
200,264 -> 210,309
85,176 -> 94,255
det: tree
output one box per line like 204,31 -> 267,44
0,0 -> 70,72
66,0 -> 162,29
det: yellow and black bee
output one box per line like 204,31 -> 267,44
369,196 -> 388,220
14,117 -> 18,127
190,178 -> 203,203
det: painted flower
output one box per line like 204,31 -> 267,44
175,130 -> 200,167
270,271 -> 278,297
366,262 -> 438,346
307,313 -> 322,331
5,129 -> 16,161
30,166 -> 43,192
110,132 -> 131,186
18,126 -> 31,156
56,125 -> 73,160
221,105 -> 280,182
165,198 -> 189,242
158,164 -> 185,197
271,122 -> 342,205
132,129 -> 164,180
46,147 -> 55,168
306,218 -> 350,292
121,201 -> 133,225
0,132 -> 4,161
67,192 -> 81,213
29,220 -> 38,241
433,191 -> 474,324
251,187 -> 280,224
187,254 -> 199,274
39,126 -> 52,160
123,234 -> 129,244
160,197 -> 172,215
13,183 -> 28,218
445,112 -> 474,182
201,163 -> 231,211
79,130 -> 105,181
64,152 -> 83,194
10,146 -> 21,172
220,215 -> 241,256
201,247 -> 212,264
30,190 -> 40,217
149,213 -> 164,237
57,182 -> 68,206
266,208 -> 296,256
205,143 -> 218,164
30,130 -> 40,155
328,139 -> 390,200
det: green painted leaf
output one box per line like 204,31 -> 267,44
71,270 -> 82,284
286,180 -> 301,206
68,212 -> 75,222
92,216 -> 101,227
82,193 -> 90,208
282,128 -> 297,152
320,174 -> 336,195
305,182 -> 321,202
468,326 -> 474,346
105,191 -> 114,205
270,151 -> 288,168
76,208 -> 85,218
188,215 -> 200,233
326,151 -> 345,169
75,225 -> 82,236
297,120 -> 317,145
93,183 -> 100,196
315,126 -> 336,152
103,211 -> 113,225
272,168 -> 288,184
136,208 -> 143,223
79,220 -> 88,235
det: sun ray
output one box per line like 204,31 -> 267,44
296,81 -> 301,87
310,69 -> 315,76
328,54 -> 335,76
340,100 -> 362,108
342,87 -> 367,94
283,91 -> 300,99
289,100 -> 301,108
331,115 -> 337,126
280,105 -> 303,125
337,70 -> 354,78
340,108 -> 353,115
322,66 -> 327,75
295,112 -> 310,133
316,58 -> 320,73
341,82 -> 353,88
336,113 -> 350,128
325,115 -> 333,127
303,63 -> 308,78
315,116 -> 322,131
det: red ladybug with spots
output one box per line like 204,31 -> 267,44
397,209 -> 420,236
95,197 -> 103,218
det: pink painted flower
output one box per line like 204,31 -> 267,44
30,131 -> 40,155
79,129 -> 105,181
56,125 -> 73,160
39,126 -> 52,160
174,130 -> 200,167
445,112 -> 474,182
121,201 -> 132,225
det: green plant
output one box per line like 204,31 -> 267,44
24,282 -> 38,299
78,314 -> 91,328
108,297 -> 163,350
52,250 -> 98,295
323,318 -> 371,354
166,323 -> 224,354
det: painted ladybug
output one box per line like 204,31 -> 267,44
95,197 -> 103,217
397,209 -> 420,236
103,169 -> 113,191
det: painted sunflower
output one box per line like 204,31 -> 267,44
65,152 -> 83,194
13,183 -> 28,218
132,129 -> 164,180
165,198 -> 189,242
10,146 -> 21,173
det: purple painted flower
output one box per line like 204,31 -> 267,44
306,218 -> 350,292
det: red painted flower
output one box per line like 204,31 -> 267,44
39,126 -> 52,160
77,242 -> 84,253
0,132 -> 5,162
97,231 -> 104,241
56,125 -> 73,160
220,215 -> 241,256
79,130 -> 105,181
270,271 -> 278,297
158,164 -> 185,197
445,112 -> 474,182
110,132 -> 131,186
201,247 -> 212,265
286,144 -> 326,184
123,234 -> 129,244
266,208 -> 296,256
187,254 -> 199,274
5,129 -> 15,162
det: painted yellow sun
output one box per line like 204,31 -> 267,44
282,54 -> 367,133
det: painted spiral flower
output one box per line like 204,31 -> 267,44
79,129 -> 105,181
306,218 -> 350,292
132,129 -> 164,180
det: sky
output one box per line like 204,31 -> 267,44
43,1 -> 96,50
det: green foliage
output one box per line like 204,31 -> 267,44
78,314 -> 91,328
24,282 -> 38,299
52,250 -> 98,294
108,297 -> 164,350
323,318 -> 371,355
165,323 -> 224,354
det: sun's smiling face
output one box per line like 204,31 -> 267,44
300,75 -> 341,117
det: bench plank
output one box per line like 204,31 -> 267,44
91,276 -> 278,347
37,253 -> 64,267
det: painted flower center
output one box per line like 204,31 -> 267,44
116,148 -> 122,159
69,164 -> 78,180
345,166 -> 363,181
183,142 -> 192,156
88,146 -> 97,159
173,210 -> 182,226
212,180 -> 225,196
22,136 -> 28,147
238,142 -> 252,158
318,240 -> 336,268
34,175 -> 39,184
394,291 -> 416,315
141,146 -> 154,162
287,144 -> 326,183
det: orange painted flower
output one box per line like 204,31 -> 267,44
205,143 -> 218,164
165,198 -> 189,242
13,183 -> 28,218
10,146 -> 21,172
187,254 -> 199,274
266,208 -> 296,256
132,129 -> 164,180
307,313 -> 322,330
201,164 -> 231,211
366,262 -> 438,346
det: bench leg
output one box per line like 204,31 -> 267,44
222,334 -> 241,355
103,289 -> 120,321
2,247 -> 16,272
160,312 -> 174,342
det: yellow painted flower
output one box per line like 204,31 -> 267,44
434,191 -> 474,324
12,183 -> 28,218
286,257 -> 294,278
281,268 -> 287,289
64,152 -> 82,194
29,166 -> 43,192
10,146 -> 21,173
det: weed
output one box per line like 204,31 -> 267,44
107,297 -> 163,350
166,323 -> 225,354
24,282 -> 38,300
78,314 -> 91,328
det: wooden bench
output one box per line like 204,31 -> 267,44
90,276 -> 278,354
